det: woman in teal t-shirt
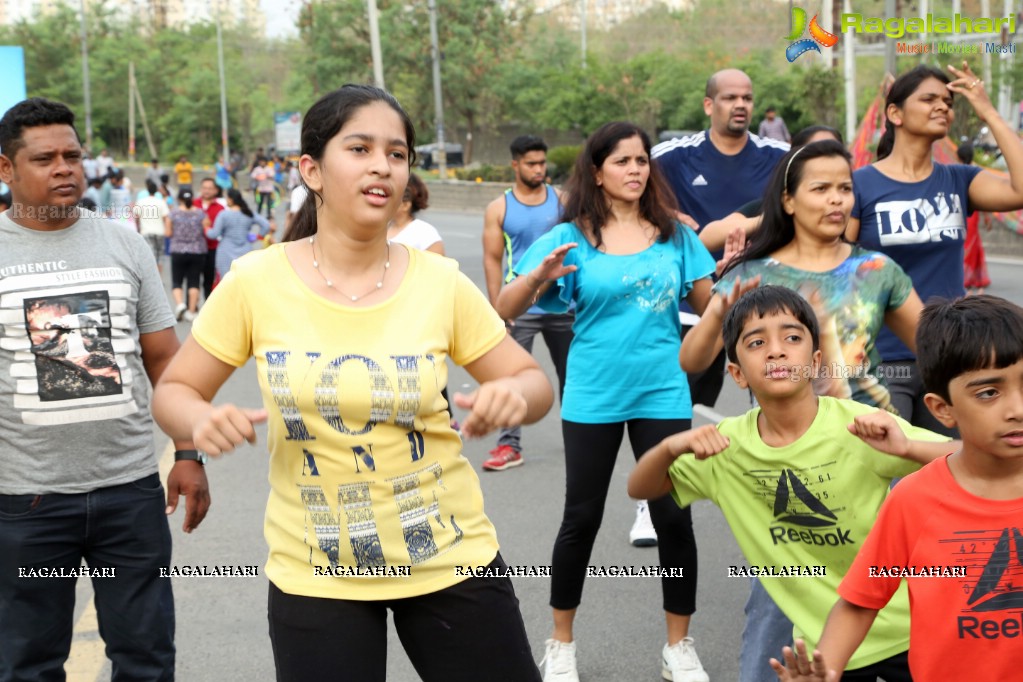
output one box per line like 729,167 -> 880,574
497,121 -> 715,682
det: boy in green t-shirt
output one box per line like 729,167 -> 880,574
628,285 -> 956,679
770,295 -> 1023,681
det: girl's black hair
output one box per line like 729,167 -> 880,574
283,84 -> 417,242
722,139 -> 851,276
876,65 -> 951,160
560,121 -> 677,248
177,188 -> 193,209
227,188 -> 253,218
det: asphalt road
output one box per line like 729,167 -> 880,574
66,207 -> 1023,681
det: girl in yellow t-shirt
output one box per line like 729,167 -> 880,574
153,84 -> 552,682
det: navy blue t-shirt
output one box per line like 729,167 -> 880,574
852,163 -> 981,362
652,130 -> 789,229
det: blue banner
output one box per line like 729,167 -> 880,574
0,46 -> 27,126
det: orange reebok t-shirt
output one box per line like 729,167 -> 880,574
839,455 -> 1023,681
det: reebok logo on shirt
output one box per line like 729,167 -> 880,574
691,174 -> 708,186
767,469 -> 852,547
957,527 -> 1023,640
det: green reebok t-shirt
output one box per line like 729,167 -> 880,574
668,396 -> 951,670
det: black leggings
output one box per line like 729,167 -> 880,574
268,553 -> 540,682
170,252 -> 205,291
551,418 -> 697,615
202,247 -> 217,299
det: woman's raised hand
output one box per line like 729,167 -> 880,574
946,61 -> 995,119
713,274 -> 762,318
716,225 -> 747,277
527,242 -> 579,288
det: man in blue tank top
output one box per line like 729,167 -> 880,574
481,135 -> 572,471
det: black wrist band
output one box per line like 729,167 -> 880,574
174,449 -> 207,465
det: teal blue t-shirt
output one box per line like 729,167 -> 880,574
515,222 -> 714,422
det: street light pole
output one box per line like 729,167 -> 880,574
580,0 -> 587,69
78,0 -> 93,150
367,0 -> 385,89
428,0 -> 446,180
216,9 -> 230,172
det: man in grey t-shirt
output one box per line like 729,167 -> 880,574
0,98 -> 210,680
757,106 -> 791,143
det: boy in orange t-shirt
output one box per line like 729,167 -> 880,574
773,295 -> 1023,682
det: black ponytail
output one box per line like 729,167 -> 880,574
227,188 -> 253,218
284,190 -> 318,242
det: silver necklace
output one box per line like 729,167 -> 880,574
309,235 -> 390,302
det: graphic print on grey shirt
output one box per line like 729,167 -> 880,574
0,211 -> 175,494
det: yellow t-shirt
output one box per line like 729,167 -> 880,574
192,244 -> 507,599
175,161 -> 193,185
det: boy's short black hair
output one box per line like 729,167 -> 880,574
509,135 -> 547,160
0,98 -> 79,161
721,285 -> 820,365
917,295 -> 1023,402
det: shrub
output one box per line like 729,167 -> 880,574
453,164 -> 515,183
547,145 -> 582,183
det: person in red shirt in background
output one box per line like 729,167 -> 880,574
196,177 -> 226,299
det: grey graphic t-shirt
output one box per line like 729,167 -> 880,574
0,211 -> 175,493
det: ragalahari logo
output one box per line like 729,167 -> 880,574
785,7 -> 840,62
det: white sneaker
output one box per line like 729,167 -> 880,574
630,500 -> 658,547
183,310 -> 196,322
540,638 -> 579,682
662,638 -> 709,682
174,302 -> 186,321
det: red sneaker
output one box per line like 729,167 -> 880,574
482,445 -> 523,471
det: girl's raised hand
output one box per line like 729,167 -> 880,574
453,380 -> 528,439
193,404 -> 269,456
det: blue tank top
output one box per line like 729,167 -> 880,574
502,185 -> 560,315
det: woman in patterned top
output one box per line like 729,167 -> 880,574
683,139 -> 924,412
166,189 -> 207,321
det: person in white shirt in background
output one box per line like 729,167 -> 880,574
134,179 -> 170,273
387,174 -> 444,254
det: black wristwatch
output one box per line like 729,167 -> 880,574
174,449 -> 208,465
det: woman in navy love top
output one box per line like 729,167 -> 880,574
497,121 -> 716,682
848,62 -> 1023,433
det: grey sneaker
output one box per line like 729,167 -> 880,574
662,638 -> 709,682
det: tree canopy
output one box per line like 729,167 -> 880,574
2,0 -> 1010,165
